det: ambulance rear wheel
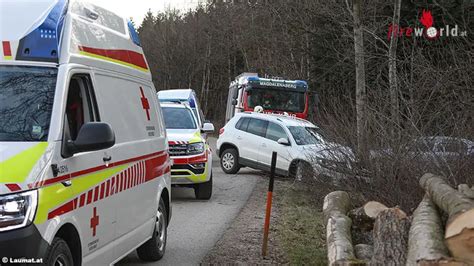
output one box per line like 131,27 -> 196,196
137,198 -> 167,261
45,237 -> 74,266
194,174 -> 212,200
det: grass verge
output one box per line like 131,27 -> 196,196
275,180 -> 328,265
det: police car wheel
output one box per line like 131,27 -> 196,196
194,174 -> 212,200
220,149 -> 240,174
137,198 -> 167,261
45,237 -> 74,266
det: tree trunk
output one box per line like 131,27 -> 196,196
371,208 -> 410,265
354,244 -> 373,261
348,201 -> 388,231
419,173 -> 474,263
407,195 -> 451,266
323,191 -> 355,265
352,0 -> 367,157
388,0 -> 401,140
458,184 -> 474,199
323,191 -> 352,225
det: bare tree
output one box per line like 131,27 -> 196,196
388,0 -> 401,141
352,0 -> 367,156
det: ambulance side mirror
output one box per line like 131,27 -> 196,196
65,122 -> 115,157
201,123 -> 215,133
231,99 -> 237,105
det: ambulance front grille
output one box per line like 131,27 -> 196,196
169,144 -> 188,156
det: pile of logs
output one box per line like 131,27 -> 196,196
323,173 -> 474,265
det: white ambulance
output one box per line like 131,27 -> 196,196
0,1 -> 171,265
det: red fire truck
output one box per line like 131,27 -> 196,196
225,73 -> 310,123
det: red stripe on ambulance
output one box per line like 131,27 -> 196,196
47,152 -> 170,220
79,46 -> 148,70
5,184 -> 21,192
2,41 -> 12,57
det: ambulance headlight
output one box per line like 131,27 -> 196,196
0,190 -> 38,232
187,142 -> 205,155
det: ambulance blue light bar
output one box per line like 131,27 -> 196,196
128,20 -> 142,46
16,0 -> 68,63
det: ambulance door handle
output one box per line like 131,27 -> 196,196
103,156 -> 112,162
237,136 -> 242,140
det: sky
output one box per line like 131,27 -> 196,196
91,0 -> 205,26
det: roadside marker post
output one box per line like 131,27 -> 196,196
262,151 -> 277,257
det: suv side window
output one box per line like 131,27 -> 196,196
235,117 -> 249,131
247,118 -> 268,137
64,74 -> 99,141
266,122 -> 288,142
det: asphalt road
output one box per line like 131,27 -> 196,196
118,138 -> 261,265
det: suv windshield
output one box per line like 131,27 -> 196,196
162,107 -> 197,129
0,66 -> 57,141
288,126 -> 325,145
247,88 -> 305,113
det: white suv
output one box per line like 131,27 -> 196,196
216,113 -> 353,179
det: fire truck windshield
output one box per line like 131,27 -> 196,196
247,88 -> 305,113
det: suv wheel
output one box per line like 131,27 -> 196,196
194,174 -> 212,200
137,198 -> 167,261
220,148 -> 240,174
294,161 -> 314,181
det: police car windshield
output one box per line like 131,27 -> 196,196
162,107 -> 197,129
0,66 -> 57,142
288,126 -> 326,145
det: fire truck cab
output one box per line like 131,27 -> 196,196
225,73 -> 310,123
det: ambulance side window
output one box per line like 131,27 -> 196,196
64,75 -> 99,141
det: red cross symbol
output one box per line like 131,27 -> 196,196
140,87 -> 151,121
90,207 -> 99,237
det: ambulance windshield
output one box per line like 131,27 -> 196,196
162,107 -> 197,129
0,66 -> 57,141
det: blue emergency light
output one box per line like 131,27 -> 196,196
16,0 -> 68,62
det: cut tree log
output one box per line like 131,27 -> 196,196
458,184 -> 474,199
323,191 -> 355,265
419,173 -> 474,263
348,201 -> 388,231
354,244 -> 372,261
323,190 -> 352,225
407,195 -> 451,265
371,208 -> 410,265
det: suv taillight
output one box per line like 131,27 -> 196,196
219,128 -> 225,135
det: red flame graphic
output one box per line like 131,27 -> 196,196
419,9 -> 434,28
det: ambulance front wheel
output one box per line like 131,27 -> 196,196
137,198 -> 167,261
44,237 -> 74,266
194,174 -> 212,200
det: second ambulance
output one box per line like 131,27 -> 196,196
159,98 -> 215,200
